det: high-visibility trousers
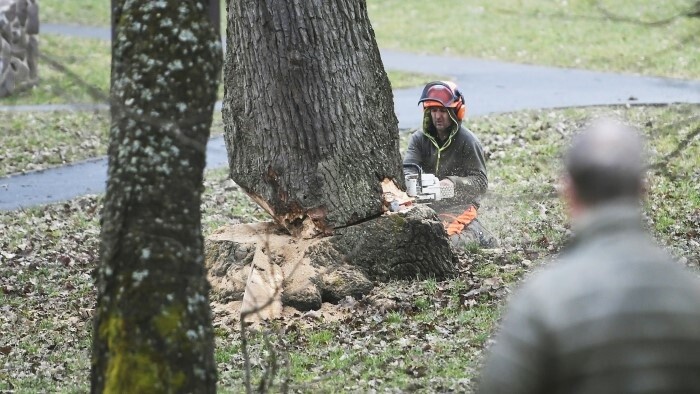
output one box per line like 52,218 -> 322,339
439,205 -> 477,236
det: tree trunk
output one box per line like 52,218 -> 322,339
223,0 -> 403,236
91,1 -> 222,392
216,0 -> 458,319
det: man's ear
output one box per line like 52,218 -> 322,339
556,175 -> 570,199
639,176 -> 649,202
560,175 -> 583,218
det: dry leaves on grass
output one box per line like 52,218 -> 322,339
213,244 -> 544,392
0,111 -> 110,177
1,105 -> 697,391
0,196 -> 100,391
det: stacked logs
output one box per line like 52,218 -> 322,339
0,0 -> 39,97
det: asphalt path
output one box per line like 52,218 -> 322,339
1,24 -> 699,210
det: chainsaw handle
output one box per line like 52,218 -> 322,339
403,163 -> 423,186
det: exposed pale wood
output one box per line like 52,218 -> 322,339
240,247 -> 284,323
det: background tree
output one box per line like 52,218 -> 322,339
224,0 -> 404,236
91,0 -> 222,392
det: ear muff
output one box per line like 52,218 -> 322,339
453,88 -> 467,121
455,102 -> 466,121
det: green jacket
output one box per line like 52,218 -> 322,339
479,202 -> 700,393
403,109 -> 488,208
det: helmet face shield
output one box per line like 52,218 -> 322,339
418,82 -> 460,108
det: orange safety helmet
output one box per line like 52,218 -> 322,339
418,81 -> 467,121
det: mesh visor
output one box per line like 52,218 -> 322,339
418,82 -> 458,107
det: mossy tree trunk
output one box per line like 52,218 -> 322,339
223,0 -> 404,236
91,1 -> 222,392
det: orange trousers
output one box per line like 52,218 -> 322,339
440,205 -> 477,236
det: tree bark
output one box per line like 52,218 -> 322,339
223,0 -> 403,236
92,1 -> 222,392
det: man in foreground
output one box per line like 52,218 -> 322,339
478,119 -> 700,393
403,81 -> 496,248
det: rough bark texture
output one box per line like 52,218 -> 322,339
206,205 -> 457,314
0,0 -> 39,97
328,205 -> 458,282
223,0 -> 403,235
92,1 -> 222,392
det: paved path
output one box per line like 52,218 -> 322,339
1,24 -> 699,211
383,50 -> 700,129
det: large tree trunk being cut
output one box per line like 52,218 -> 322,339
223,0 -> 403,236
91,1 -> 222,392
218,0 -> 458,321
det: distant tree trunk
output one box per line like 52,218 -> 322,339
223,0 -> 404,236
91,1 -> 222,392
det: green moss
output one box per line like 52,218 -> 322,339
388,213 -> 407,233
105,350 -> 163,394
329,275 -> 345,287
98,310 -> 187,393
171,371 -> 187,389
99,314 -> 124,357
99,315 -> 165,393
153,304 -> 184,343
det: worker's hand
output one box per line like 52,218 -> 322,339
440,178 -> 454,188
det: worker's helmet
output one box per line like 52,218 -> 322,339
418,81 -> 467,121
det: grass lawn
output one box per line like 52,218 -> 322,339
3,0 -> 698,391
41,0 -> 110,26
0,110 -> 109,177
0,110 -> 225,177
39,0 -> 700,79
1,105 -> 698,392
0,35 -> 110,106
388,71 -> 450,89
368,0 -> 700,79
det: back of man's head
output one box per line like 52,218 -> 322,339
565,118 -> 647,207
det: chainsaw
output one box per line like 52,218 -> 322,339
382,164 -> 455,212
403,163 -> 454,202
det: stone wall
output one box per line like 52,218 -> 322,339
0,0 -> 38,97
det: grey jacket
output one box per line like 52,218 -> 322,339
403,109 -> 488,208
479,202 -> 700,393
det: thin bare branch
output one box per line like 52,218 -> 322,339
649,123 -> 700,171
37,51 -> 109,102
595,0 -> 700,26
39,48 -> 212,155
240,316 -> 254,394
492,1 -> 700,26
